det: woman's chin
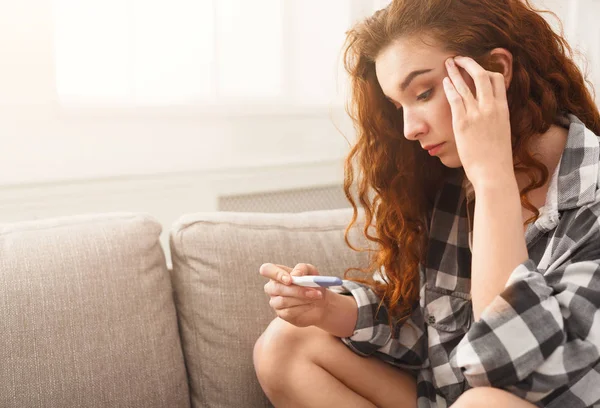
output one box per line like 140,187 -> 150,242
439,155 -> 463,168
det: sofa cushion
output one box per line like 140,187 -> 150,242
0,213 -> 189,408
169,208 -> 370,408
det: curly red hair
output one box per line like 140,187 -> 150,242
341,0 -> 600,324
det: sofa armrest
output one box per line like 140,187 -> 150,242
0,213 -> 189,408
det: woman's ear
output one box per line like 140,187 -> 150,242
487,48 -> 513,89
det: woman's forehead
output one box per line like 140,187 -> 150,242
375,39 -> 449,94
377,37 -> 448,70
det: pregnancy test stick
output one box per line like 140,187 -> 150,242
290,276 -> 343,287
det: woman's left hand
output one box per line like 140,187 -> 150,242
442,56 -> 514,189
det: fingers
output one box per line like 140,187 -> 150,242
260,262 -> 326,326
269,295 -> 317,310
276,304 -> 316,322
452,56 -> 494,104
260,263 -> 293,284
290,263 -> 319,276
443,76 -> 466,120
259,262 -> 319,284
264,277 -> 324,320
445,57 -> 477,109
489,71 -> 507,102
444,56 -> 509,120
264,279 -> 323,300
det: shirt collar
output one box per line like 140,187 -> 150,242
459,114 -> 599,233
553,114 -> 599,211
460,114 -> 599,208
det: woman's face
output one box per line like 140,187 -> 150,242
375,36 -> 475,168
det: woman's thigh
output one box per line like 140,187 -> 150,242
254,317 -> 418,408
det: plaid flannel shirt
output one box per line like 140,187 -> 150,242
338,114 -> 600,407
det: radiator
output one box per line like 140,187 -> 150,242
218,184 -> 351,213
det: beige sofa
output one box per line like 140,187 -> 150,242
0,208 -> 370,408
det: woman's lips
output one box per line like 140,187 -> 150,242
426,143 -> 445,156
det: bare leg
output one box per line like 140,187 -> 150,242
253,317 -> 418,408
451,387 -> 538,407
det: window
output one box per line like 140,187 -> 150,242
53,0 -> 384,108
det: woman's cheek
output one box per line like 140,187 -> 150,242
436,93 -> 453,120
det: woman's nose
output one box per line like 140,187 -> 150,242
403,112 -> 427,141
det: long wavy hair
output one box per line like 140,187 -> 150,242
342,0 -> 600,324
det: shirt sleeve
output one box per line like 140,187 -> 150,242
451,235 -> 600,401
336,280 -> 428,371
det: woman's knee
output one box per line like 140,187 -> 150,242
255,318 -> 305,357
253,318 -> 313,385
452,387 -> 492,408
452,387 -> 533,408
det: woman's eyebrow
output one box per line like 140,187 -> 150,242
400,69 -> 433,91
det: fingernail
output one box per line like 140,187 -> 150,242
446,58 -> 455,67
282,275 -> 291,284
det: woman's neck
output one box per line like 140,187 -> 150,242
514,124 -> 569,228
514,124 -> 568,192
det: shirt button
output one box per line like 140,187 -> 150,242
428,315 -> 436,325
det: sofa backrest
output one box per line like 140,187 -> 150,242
0,213 -> 189,408
169,208 -> 371,408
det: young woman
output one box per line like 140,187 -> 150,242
254,1 -> 600,407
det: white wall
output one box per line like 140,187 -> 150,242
0,0 -> 354,186
535,0 -> 600,101
1,106 -> 353,186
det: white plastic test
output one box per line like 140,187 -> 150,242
290,276 -> 343,287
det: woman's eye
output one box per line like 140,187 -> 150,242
417,88 -> 433,101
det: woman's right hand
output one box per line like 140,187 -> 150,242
259,263 -> 329,328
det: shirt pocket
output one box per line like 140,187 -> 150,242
423,285 -> 472,336
423,286 -> 473,402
